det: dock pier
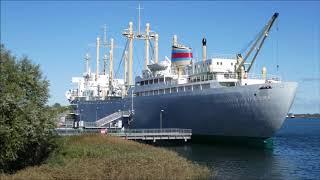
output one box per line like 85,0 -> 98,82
55,128 -> 192,142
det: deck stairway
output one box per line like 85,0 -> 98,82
95,110 -> 131,127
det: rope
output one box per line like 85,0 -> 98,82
148,39 -> 154,61
239,26 -> 265,54
133,44 -> 142,77
115,39 -> 128,78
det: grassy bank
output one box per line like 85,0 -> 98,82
1,135 -> 210,179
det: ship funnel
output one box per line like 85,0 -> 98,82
202,38 -> 207,63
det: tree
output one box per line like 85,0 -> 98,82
0,44 -> 57,172
52,103 -> 61,109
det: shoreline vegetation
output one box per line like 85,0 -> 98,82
293,114 -> 320,118
1,135 -> 210,179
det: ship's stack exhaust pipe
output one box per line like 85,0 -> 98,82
202,38 -> 207,63
96,37 -> 100,81
173,35 -> 178,47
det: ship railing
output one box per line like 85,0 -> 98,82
55,128 -> 192,140
217,72 -> 281,81
83,122 -> 98,128
246,73 -> 281,81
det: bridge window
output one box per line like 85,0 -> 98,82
149,91 -> 153,96
165,88 -> 171,94
141,81 -> 144,86
219,82 -> 236,87
165,77 -> 171,85
202,83 -> 210,89
149,80 -> 153,84
186,86 -> 192,91
159,89 -> 164,94
171,87 -> 177,93
159,78 -> 164,83
178,86 -> 184,92
145,80 -> 148,85
193,84 -> 200,90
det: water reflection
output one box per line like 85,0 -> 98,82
170,144 -> 287,179
165,119 -> 320,179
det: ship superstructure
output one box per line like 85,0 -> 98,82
66,12 -> 297,139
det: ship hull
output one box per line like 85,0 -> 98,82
77,82 -> 297,139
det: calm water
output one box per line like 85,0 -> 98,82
169,118 -> 320,179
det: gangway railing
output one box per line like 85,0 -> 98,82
55,128 -> 192,142
108,128 -> 192,142
92,110 -> 132,127
95,111 -> 122,127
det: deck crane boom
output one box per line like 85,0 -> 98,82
236,12 -> 279,75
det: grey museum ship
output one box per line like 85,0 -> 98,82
65,12 -> 297,140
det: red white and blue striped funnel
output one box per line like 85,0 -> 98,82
171,46 -> 193,66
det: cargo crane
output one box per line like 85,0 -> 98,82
236,12 -> 279,78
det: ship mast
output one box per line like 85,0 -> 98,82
137,4 -> 143,36
144,23 -> 150,69
95,37 -> 100,81
122,4 -> 158,88
109,38 -> 114,94
128,22 -> 134,86
103,24 -> 108,75
85,53 -> 90,75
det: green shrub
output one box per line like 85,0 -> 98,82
0,44 -> 57,173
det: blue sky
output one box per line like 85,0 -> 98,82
1,1 -> 319,113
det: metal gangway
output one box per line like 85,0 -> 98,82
79,110 -> 132,128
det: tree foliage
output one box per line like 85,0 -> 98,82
0,44 -> 57,173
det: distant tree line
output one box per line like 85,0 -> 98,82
294,113 -> 320,118
0,44 -> 58,173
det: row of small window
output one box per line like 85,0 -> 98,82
194,62 -> 211,69
215,62 -> 234,66
190,74 -> 215,82
136,84 -> 211,96
136,77 -> 170,86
